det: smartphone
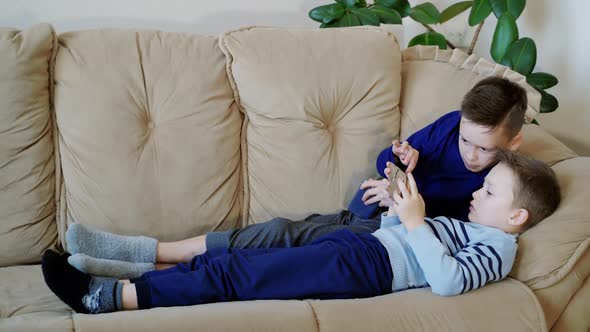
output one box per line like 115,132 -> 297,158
387,164 -> 407,198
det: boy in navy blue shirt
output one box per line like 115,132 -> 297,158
62,77 -> 530,279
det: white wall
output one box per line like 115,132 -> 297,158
1,0 -> 588,155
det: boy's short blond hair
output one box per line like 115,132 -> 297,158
497,151 -> 561,229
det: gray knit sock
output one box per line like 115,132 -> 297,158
68,254 -> 156,279
82,277 -> 123,314
66,223 -> 157,263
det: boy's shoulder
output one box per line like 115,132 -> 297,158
431,216 -> 517,245
420,110 -> 461,137
433,110 -> 461,124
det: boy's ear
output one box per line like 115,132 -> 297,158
508,131 -> 523,151
509,208 -> 529,226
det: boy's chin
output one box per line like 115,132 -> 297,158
463,162 -> 483,172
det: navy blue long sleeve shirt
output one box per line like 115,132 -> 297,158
348,111 -> 490,221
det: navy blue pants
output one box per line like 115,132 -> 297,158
134,230 -> 393,309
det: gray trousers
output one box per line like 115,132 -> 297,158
205,210 -> 382,250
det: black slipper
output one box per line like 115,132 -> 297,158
41,249 -> 92,313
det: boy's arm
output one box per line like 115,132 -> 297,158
376,111 -> 461,177
380,213 -> 401,228
405,222 -> 517,296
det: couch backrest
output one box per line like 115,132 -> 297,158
53,29 -> 243,244
0,24 -> 59,266
219,26 -> 402,224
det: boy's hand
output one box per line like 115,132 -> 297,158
392,140 -> 419,173
360,178 -> 391,207
392,173 -> 426,231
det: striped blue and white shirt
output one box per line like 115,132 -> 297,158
372,214 -> 518,296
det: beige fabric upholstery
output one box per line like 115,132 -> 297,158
310,278 -> 546,332
550,268 -> 590,332
533,244 -> 590,330
399,45 -> 541,140
53,29 -> 243,244
220,26 -> 402,224
0,265 -> 73,331
519,124 -> 577,166
0,23 -> 59,266
74,300 -> 317,332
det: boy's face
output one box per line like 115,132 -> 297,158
458,118 -> 519,172
468,163 -> 526,232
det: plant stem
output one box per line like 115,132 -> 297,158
468,20 -> 485,55
421,23 -> 456,49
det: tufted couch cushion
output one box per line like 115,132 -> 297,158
53,29 -> 243,244
220,26 -> 402,224
0,23 -> 59,266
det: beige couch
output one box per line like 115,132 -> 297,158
1,23 -> 589,332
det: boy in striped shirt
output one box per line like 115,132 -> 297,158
42,151 -> 561,313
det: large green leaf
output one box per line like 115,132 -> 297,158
410,3 -> 441,24
491,13 -> 518,62
540,90 -> 559,113
309,3 -> 346,23
320,19 -> 340,28
501,37 -> 536,75
351,7 -> 380,25
376,0 -> 412,17
469,0 -> 492,26
440,1 -> 473,23
375,0 -> 397,7
490,0 -> 526,19
336,0 -> 357,8
527,72 -> 558,90
408,32 -> 447,49
339,11 -> 362,26
370,5 -> 402,24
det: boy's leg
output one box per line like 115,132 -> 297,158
133,230 -> 393,309
206,210 -> 381,251
66,223 -> 157,263
41,250 -> 124,314
64,210 -> 381,276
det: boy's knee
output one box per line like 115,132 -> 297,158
267,218 -> 291,228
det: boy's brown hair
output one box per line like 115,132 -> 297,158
461,77 -> 528,139
497,151 -> 561,230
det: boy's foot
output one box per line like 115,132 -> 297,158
42,250 -> 121,314
66,223 -> 157,263
68,253 -> 155,279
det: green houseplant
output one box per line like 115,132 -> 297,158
309,0 -> 559,114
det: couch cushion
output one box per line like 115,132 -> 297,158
0,265 -> 73,331
220,26 -> 402,224
309,278 -> 545,331
53,29 -> 243,244
0,23 -> 59,266
519,124 -> 578,166
533,246 -> 590,329
399,45 -> 541,141
510,157 -> 590,289
73,300 -> 317,332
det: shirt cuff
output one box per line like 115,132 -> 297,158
380,213 -> 401,228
